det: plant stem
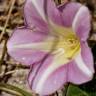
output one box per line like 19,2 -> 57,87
0,0 -> 16,42
0,83 -> 32,96
0,39 -> 7,73
0,87 -> 21,96
0,26 -> 12,34
62,84 -> 69,96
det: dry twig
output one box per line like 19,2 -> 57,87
0,0 -> 16,42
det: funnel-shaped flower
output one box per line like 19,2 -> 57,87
7,0 -> 94,95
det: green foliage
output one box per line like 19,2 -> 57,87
66,77 -> 96,96
79,78 -> 96,96
66,84 -> 88,96
0,83 -> 32,96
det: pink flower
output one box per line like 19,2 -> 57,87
7,0 -> 94,95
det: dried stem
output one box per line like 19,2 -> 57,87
0,39 -> 7,73
0,0 -> 16,42
0,26 -> 12,34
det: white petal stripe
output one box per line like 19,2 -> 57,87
35,63 -> 59,93
35,56 -> 69,93
31,0 -> 46,21
72,6 -> 89,31
75,53 -> 92,77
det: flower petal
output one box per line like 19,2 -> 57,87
72,6 -> 91,41
24,0 -> 48,31
24,0 -> 63,30
68,42 -> 94,84
58,2 -> 81,27
58,2 -> 91,41
28,55 -> 68,95
7,28 -> 49,66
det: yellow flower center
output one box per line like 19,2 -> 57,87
49,23 -> 81,60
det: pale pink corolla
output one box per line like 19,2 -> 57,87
7,0 -> 94,95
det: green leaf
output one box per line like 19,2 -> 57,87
0,83 -> 32,96
79,78 -> 96,96
66,84 -> 88,96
